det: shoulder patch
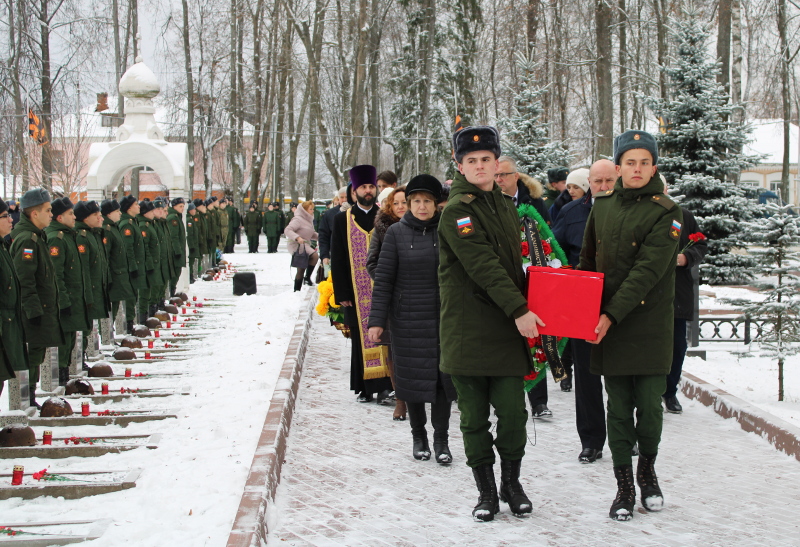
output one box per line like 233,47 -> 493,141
104,224 -> 111,231
670,219 -> 682,240
651,194 -> 675,210
79,229 -> 87,236
57,231 -> 64,239
459,194 -> 477,204
50,246 -> 59,257
77,244 -> 86,253
102,237 -> 108,245
456,216 -> 475,237
595,190 -> 614,199
31,233 -> 38,243
124,228 -> 132,236
22,248 -> 34,260
172,220 -> 178,226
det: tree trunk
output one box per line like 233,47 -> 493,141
9,0 -> 29,191
38,0 -> 54,190
717,0 -> 732,96
526,0 -> 540,55
778,0 -> 790,203
181,0 -> 195,194
595,0 -> 614,158
618,0 -> 628,133
653,0 -> 669,102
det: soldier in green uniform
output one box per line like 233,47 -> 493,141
118,196 -> 144,331
0,200 -> 27,400
205,198 -> 219,266
218,198 -> 230,255
101,200 -> 135,331
439,126 -> 542,521
45,198 -> 91,386
579,130 -> 682,521
10,188 -> 64,407
244,203 -> 262,253
167,197 -> 187,293
73,201 -> 109,366
225,201 -> 241,252
193,199 -> 209,271
136,200 -> 162,321
186,201 -> 199,282
543,167 -> 568,205
285,202 -> 296,227
153,199 -> 174,307
262,202 -> 282,253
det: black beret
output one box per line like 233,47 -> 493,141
20,188 -> 51,209
547,168 -> 569,184
101,199 -> 120,216
406,174 -> 443,202
51,197 -> 74,218
74,200 -> 100,221
139,200 -> 155,214
192,198 -> 204,207
171,197 -> 185,207
613,130 -> 658,165
119,195 -> 137,212
452,126 -> 501,163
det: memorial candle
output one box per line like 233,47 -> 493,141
42,431 -> 52,445
81,401 -> 90,416
125,368 -> 132,378
101,383 -> 109,395
11,465 -> 23,485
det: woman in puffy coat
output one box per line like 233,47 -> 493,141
367,175 -> 456,465
284,201 -> 319,291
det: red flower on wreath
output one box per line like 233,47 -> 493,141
520,241 -> 529,256
542,241 -> 552,255
524,370 -> 539,381
527,336 -> 542,348
534,349 -> 547,363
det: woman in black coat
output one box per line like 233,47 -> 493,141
368,175 -> 456,464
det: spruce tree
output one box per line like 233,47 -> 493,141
728,203 -> 800,401
647,13 -> 762,285
499,53 -> 572,182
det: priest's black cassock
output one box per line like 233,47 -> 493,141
330,204 -> 394,397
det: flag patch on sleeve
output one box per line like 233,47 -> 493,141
22,248 -> 34,260
670,219 -> 682,240
456,217 -> 474,237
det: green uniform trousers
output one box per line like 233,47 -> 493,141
57,331 -> 77,369
450,374 -> 528,468
125,296 -> 137,321
27,345 -> 47,387
604,374 -> 666,466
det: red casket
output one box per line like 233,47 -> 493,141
526,266 -> 605,341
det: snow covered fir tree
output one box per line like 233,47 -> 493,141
728,203 -> 800,401
647,13 -> 762,285
500,54 -> 572,182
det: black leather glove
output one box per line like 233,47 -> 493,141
60,306 -> 72,318
131,270 -> 139,279
30,315 -> 42,326
146,269 -> 154,275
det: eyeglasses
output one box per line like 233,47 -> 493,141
0,213 -> 8,219
494,172 -> 516,179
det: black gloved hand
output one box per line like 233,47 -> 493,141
60,306 -> 72,318
146,269 -> 154,275
30,315 -> 42,326
131,270 -> 139,279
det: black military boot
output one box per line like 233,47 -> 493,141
29,390 -> 40,410
412,436 -> 431,461
499,459 -> 532,516
471,464 -> 500,522
304,266 -> 315,286
58,368 -> 70,387
293,278 -> 302,292
126,320 -> 134,334
609,465 -> 636,521
637,453 -> 664,512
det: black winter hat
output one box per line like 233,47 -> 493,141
204,199 -> 213,207
547,167 -> 569,184
193,198 -> 204,207
51,197 -> 74,218
210,196 -> 218,202
0,200 -> 8,215
613,129 -> 658,166
171,197 -> 185,207
119,195 -> 137,212
153,198 -> 166,209
406,174 -> 443,202
19,188 -> 50,210
139,200 -> 155,214
452,126 -> 501,163
101,199 -> 120,216
74,200 -> 100,221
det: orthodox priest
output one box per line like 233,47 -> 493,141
330,165 -> 393,403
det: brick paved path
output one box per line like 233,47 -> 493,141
269,313 -> 800,546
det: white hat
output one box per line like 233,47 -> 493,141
377,187 -> 394,206
566,168 -> 590,193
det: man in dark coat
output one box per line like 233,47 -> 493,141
319,186 -> 348,270
543,167 -> 568,204
0,199 -> 26,400
579,131 -> 682,520
167,198 -> 187,295
74,201 -> 109,368
10,188 -> 64,406
118,195 -> 144,331
439,126 -> 542,521
186,201 -> 199,282
664,184 -> 707,414
8,200 -> 20,227
262,203 -> 282,253
495,156 -> 550,223
243,204 -> 262,253
193,199 -> 209,270
45,197 -> 91,386
552,159 -> 616,463
102,200 -> 135,327
225,201 -> 241,251
136,200 -> 162,321
330,166 -> 393,403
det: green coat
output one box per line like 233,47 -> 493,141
102,218 -> 135,302
244,211 -> 262,238
205,209 -> 218,254
0,239 -> 27,375
438,173 -> 533,377
10,215 -> 64,347
285,210 -> 295,230
262,209 -> 282,237
136,215 -> 163,288
196,210 -> 209,255
218,208 -> 229,248
75,222 -> 110,321
167,207 -> 187,270
156,217 -> 175,283
44,221 -> 91,333
578,176 -> 683,376
119,213 -> 147,290
187,212 -> 200,259
226,206 -> 241,247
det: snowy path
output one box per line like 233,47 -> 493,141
269,312 -> 800,547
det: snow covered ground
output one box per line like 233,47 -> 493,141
0,236 -> 305,546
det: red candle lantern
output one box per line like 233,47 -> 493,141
182,307 -> 186,314
193,295 -> 197,301
81,401 -> 90,416
166,320 -> 171,328
144,351 -> 151,359
101,383 -> 109,395
11,465 -> 23,485
148,339 -> 154,349
154,330 -> 160,338
173,315 -> 178,321
125,367 -> 132,378
42,431 -> 53,445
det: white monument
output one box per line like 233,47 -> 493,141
86,57 -> 191,291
